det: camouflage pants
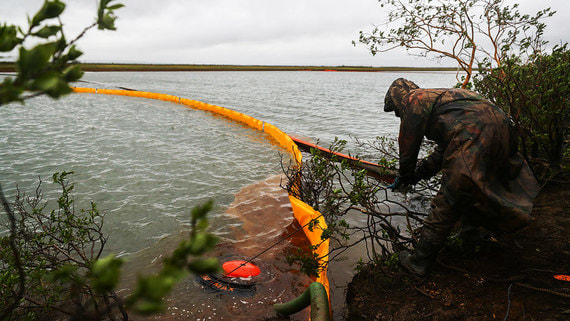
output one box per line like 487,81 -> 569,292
421,192 -> 457,247
421,189 -> 531,247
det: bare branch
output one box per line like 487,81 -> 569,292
356,0 -> 554,88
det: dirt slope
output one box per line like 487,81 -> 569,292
346,181 -> 570,321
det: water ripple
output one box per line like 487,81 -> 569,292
1,71 -> 461,320
0,93 -> 286,254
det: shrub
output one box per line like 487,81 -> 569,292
0,172 -> 123,320
0,173 -> 220,320
475,44 -> 570,182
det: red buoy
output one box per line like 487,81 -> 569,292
223,260 -> 261,278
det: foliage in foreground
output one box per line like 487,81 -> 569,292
0,172 -> 120,320
0,172 -> 220,320
0,0 -> 123,105
1,1 -> 222,320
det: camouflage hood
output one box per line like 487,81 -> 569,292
384,78 -> 420,116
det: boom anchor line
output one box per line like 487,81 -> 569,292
199,212 -> 326,292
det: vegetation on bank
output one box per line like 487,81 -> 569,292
0,62 -> 459,73
475,44 -> 570,181
285,0 -> 568,295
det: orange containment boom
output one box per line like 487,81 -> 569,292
290,136 -> 396,183
71,87 -> 330,317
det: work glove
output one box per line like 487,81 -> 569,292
386,177 -> 401,190
387,175 -> 419,193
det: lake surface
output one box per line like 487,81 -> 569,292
80,71 -> 460,152
0,70 -> 460,320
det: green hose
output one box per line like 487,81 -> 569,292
273,282 -> 330,321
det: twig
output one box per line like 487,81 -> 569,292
437,258 -> 570,299
503,284 -> 513,321
436,258 -> 527,283
513,282 -> 570,300
24,296 -> 72,315
414,285 -> 436,299
0,183 -> 26,319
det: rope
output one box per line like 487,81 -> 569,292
436,258 -> 527,283
512,282 -> 570,299
76,80 -> 139,92
502,284 -> 513,321
202,213 -> 325,289
437,258 -> 570,300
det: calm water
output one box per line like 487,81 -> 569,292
0,71 -> 459,320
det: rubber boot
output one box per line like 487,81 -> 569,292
399,239 -> 441,279
457,225 -> 498,246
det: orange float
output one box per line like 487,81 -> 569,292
222,260 -> 261,278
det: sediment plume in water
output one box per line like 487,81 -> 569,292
123,175 -> 312,321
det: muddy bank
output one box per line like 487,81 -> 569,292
345,181 -> 570,320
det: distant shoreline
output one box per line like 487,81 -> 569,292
0,63 -> 458,73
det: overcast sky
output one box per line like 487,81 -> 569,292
1,0 -> 568,67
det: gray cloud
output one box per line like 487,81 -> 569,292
1,0 -> 568,66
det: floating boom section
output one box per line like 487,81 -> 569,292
71,87 -> 329,299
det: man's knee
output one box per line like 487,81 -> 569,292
422,194 -> 458,245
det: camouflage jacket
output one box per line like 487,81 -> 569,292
393,88 -> 538,229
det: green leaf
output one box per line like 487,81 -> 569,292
0,77 -> 23,105
67,45 -> 83,60
188,232 -> 219,255
42,0 -> 66,18
31,0 -> 66,27
52,79 -> 73,97
45,264 -> 80,283
107,4 -> 125,10
98,13 -> 117,30
127,271 -> 184,314
187,257 -> 220,274
17,42 -> 57,78
38,76 -> 72,99
90,254 -> 123,293
32,71 -> 59,92
33,25 -> 61,38
191,199 -> 213,222
139,275 -> 177,300
0,24 -> 22,52
97,1 -> 123,30
63,65 -> 84,82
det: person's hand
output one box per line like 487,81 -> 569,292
386,177 -> 400,190
387,176 -> 418,194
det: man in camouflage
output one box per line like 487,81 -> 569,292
384,78 -> 539,278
